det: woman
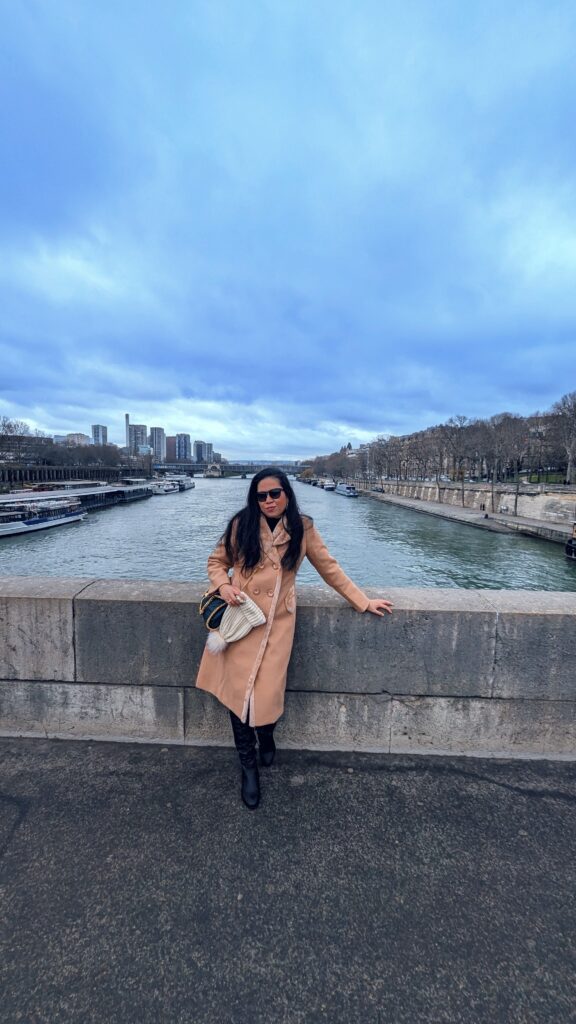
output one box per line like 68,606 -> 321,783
196,468 -> 392,809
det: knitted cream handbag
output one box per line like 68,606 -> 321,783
206,592 -> 266,654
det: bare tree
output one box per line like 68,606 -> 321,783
552,391 -> 576,484
439,416 -> 472,506
371,436 -> 390,487
0,416 -> 31,437
0,417 -> 32,461
491,414 -> 528,514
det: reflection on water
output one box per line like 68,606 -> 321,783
0,478 -> 574,591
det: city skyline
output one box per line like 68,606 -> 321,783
51,414 -> 222,461
2,3 -> 575,460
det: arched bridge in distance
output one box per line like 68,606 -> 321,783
155,462 -> 300,477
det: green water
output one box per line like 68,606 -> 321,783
0,478 -> 574,590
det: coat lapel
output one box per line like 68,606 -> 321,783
260,516 -> 289,565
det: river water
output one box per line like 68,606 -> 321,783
0,478 -> 574,590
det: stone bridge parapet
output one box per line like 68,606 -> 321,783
1,577 -> 575,759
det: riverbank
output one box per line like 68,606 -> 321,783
361,488 -> 573,545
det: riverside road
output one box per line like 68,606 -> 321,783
1,738 -> 575,1024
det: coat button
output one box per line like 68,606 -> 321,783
267,589 -> 274,597
252,587 -> 260,595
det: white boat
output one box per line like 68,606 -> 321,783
335,482 -> 359,497
151,480 -> 179,495
165,475 -> 195,491
0,499 -> 87,537
323,479 -> 336,491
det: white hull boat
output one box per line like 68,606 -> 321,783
165,475 -> 195,491
335,483 -> 359,497
0,499 -> 87,537
151,481 -> 179,495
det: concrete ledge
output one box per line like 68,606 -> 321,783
1,576 -> 575,758
0,680 -> 183,743
390,696 -> 576,759
2,683 -> 574,760
185,687 -> 393,750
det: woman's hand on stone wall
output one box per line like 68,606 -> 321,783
366,598 -> 393,617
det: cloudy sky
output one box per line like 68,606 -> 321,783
1,1 -> 575,459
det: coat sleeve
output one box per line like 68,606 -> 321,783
304,523 -> 370,612
206,539 -> 234,593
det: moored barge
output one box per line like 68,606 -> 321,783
0,499 -> 87,537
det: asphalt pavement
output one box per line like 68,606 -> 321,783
1,737 -> 575,1024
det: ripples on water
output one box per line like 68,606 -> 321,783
0,478 -> 574,591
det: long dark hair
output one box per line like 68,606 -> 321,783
223,467 -> 304,571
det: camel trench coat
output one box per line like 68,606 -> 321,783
195,515 -> 370,726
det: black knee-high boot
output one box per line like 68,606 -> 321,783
229,711 -> 260,809
256,723 -> 276,767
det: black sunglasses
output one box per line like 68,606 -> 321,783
256,488 -> 284,502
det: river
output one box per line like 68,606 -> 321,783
0,478 -> 574,590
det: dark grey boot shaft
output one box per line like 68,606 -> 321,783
229,711 -> 260,809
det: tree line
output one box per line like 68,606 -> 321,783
0,417 -> 129,469
307,391 -> 576,497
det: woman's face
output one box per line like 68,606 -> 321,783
255,476 -> 288,518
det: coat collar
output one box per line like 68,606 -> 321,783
260,515 -> 290,554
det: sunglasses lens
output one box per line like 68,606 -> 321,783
257,488 -> 283,501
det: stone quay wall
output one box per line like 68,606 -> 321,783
369,481 -> 576,524
1,576 -> 575,760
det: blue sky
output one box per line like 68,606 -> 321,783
1,1 -> 575,459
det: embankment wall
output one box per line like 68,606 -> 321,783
371,482 -> 576,523
1,576 -> 575,759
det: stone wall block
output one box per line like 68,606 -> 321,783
0,680 -> 184,742
184,687 -> 393,752
280,692 -> 392,751
390,696 -> 576,758
75,580 -> 206,686
493,614 -> 576,700
287,598 -> 390,693
0,577 -> 93,681
289,588 -> 496,697
184,689 -> 231,744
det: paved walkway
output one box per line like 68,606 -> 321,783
2,738 -> 576,1023
363,490 -> 573,544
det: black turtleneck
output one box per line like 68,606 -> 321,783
264,515 -> 280,533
